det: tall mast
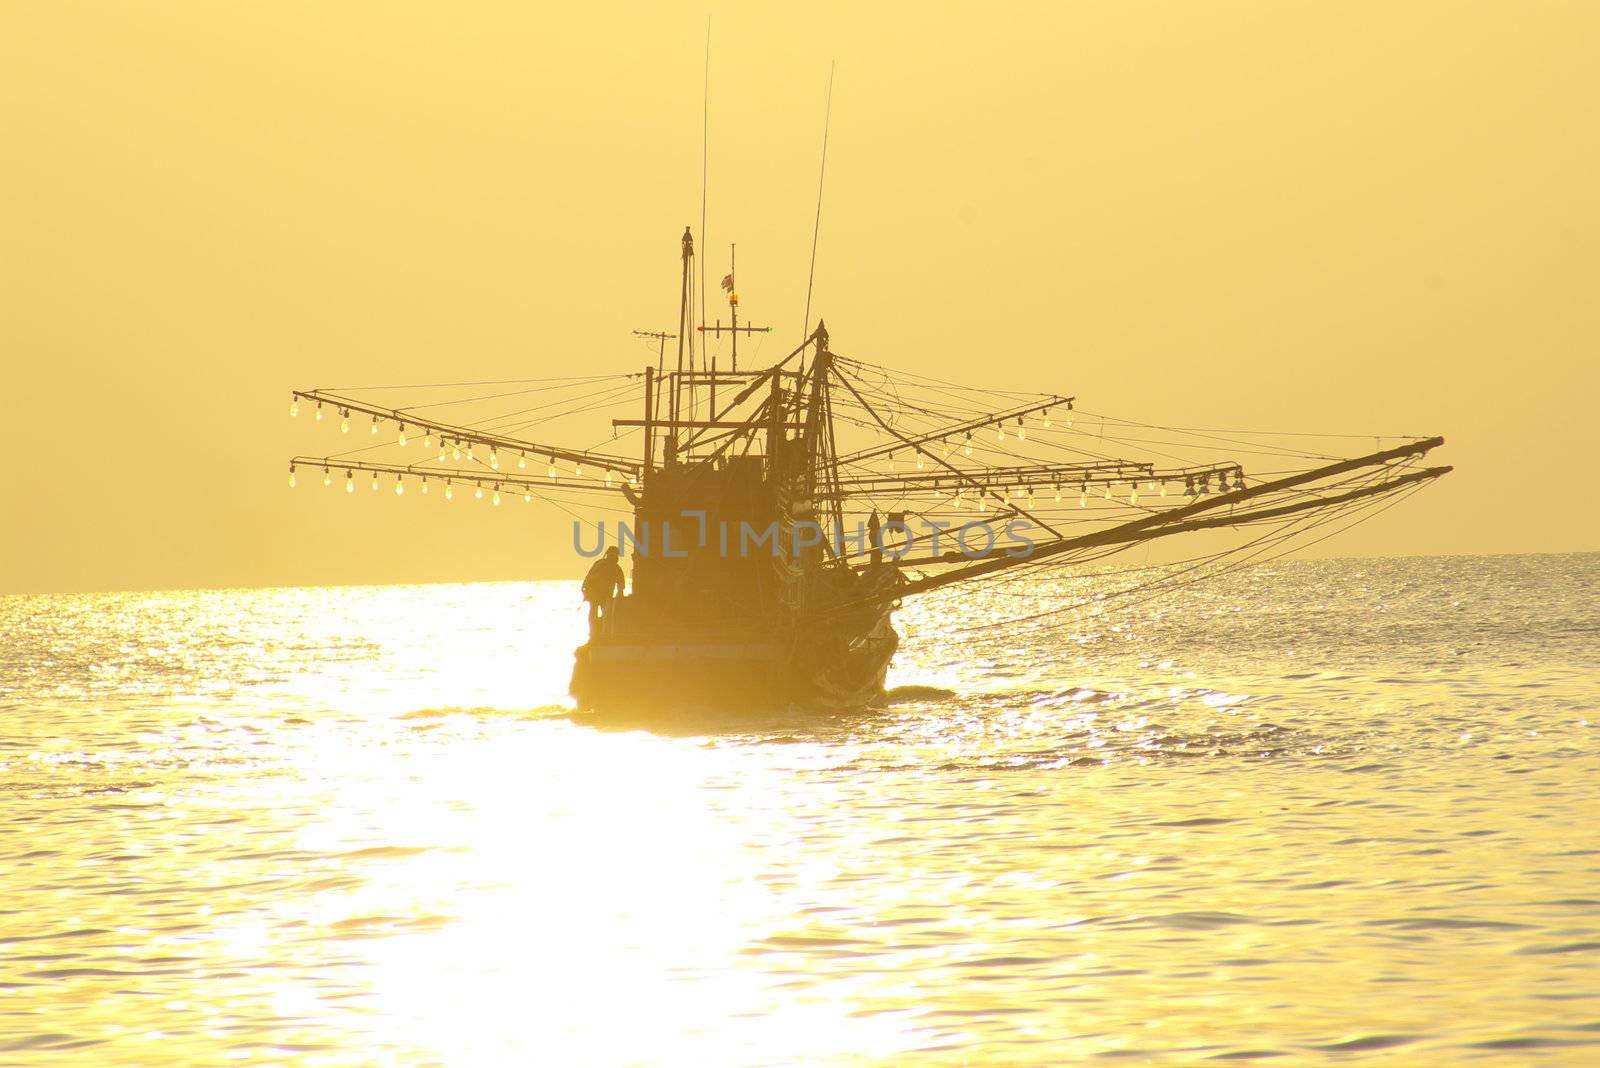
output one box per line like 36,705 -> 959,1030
803,321 -> 831,498
799,321 -> 846,556
670,226 -> 694,461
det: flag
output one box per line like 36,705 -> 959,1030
720,273 -> 735,292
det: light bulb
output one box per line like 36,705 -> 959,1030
1103,484 -> 1112,499
490,449 -> 499,470
445,480 -> 454,501
547,463 -> 557,479
1130,487 -> 1139,504
340,412 -> 350,433
575,464 -> 583,478
493,488 -> 502,506
604,471 -> 613,486
287,467 -> 297,488
395,478 -> 404,496
915,455 -> 925,470
345,473 -> 354,494
438,444 -> 448,462
315,403 -> 324,421
518,454 -> 527,470
475,485 -> 484,500
1160,482 -> 1168,497
523,491 -> 532,503
1043,409 -> 1052,428
322,468 -> 331,487
941,443 -> 950,459
1079,491 -> 1087,507
1018,427 -> 1027,441
398,426 -> 408,447
289,399 -> 299,417
452,444 -> 462,461
370,417 -> 379,435
1054,485 -> 1061,502
420,478 -> 429,495
424,432 -> 433,449
996,426 -> 1005,441
370,473 -> 379,491
964,434 -> 973,456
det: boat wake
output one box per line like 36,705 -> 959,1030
883,684 -> 959,703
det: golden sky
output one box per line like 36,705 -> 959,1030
2,2 -> 1595,594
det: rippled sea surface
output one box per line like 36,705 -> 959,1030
1,553 -> 1597,1065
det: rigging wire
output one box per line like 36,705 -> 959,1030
935,480 -> 1427,637
322,374 -> 629,392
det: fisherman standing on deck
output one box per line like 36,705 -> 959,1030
582,546 -> 626,637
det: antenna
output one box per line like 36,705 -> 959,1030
699,17 -> 711,354
801,60 -> 835,341
632,329 -> 676,379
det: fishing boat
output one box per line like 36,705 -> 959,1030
286,228 -> 1449,711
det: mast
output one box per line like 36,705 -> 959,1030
803,322 -> 829,493
801,321 -> 845,541
669,226 -> 694,462
766,372 -> 785,471
642,366 -> 655,486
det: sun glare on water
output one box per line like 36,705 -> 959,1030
5,563 -> 1599,1065
269,732 -> 917,1065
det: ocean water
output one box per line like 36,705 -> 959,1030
1,553 -> 1597,1065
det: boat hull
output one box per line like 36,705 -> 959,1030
569,620 -> 898,712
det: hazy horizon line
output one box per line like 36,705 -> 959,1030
3,547 -> 1594,600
